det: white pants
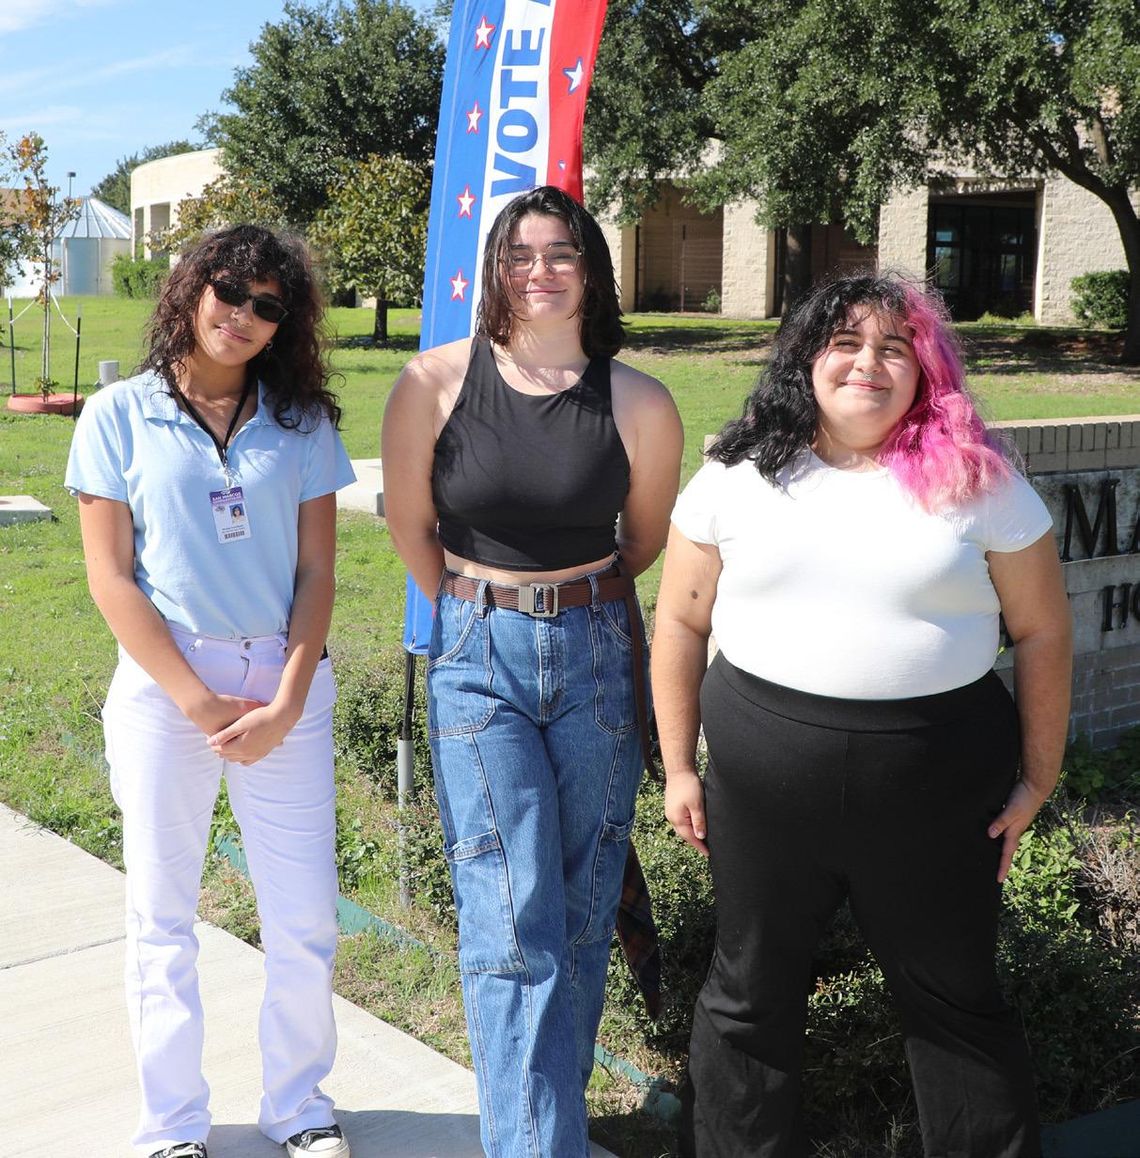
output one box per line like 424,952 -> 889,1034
103,628 -> 340,1155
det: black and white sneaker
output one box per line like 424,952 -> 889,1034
149,1145 -> 208,1158
285,1124 -> 350,1157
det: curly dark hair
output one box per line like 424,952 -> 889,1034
475,186 -> 625,358
141,224 -> 341,429
709,270 -> 1008,510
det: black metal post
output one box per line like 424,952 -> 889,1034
72,309 -> 82,418
396,650 -> 418,907
7,298 -> 15,395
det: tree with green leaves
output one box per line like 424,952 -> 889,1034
584,1 -> 719,223
310,154 -> 430,345
155,173 -> 289,257
0,132 -> 27,296
205,0 -> 443,227
7,133 -> 80,395
90,141 -> 197,216
586,0 -> 1140,360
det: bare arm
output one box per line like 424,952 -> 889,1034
612,364 -> 684,577
77,493 -> 263,736
986,531 -> 1073,881
381,353 -> 451,598
208,493 -> 337,765
651,525 -> 722,855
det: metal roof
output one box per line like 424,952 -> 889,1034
57,196 -> 131,240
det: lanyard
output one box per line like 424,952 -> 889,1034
175,376 -> 254,483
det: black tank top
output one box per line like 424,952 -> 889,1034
432,338 -> 630,570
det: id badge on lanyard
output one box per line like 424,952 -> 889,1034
211,485 -> 251,543
176,376 -> 256,546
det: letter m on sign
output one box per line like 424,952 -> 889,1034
401,0 -> 609,653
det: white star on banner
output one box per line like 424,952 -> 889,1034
466,102 -> 483,133
474,16 -> 495,49
563,57 -> 584,92
450,270 -> 469,300
457,186 -> 476,218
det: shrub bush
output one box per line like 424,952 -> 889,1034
1070,270 -> 1130,328
331,644 -> 428,795
112,253 -> 169,299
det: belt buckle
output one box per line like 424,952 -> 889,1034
518,582 -> 559,617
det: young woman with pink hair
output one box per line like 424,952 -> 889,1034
652,272 -> 1072,1158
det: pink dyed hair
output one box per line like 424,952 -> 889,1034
877,283 -> 1010,511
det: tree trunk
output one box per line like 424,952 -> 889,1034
372,300 -> 390,346
1125,266 -> 1140,367
373,299 -> 390,347
1078,183 -> 1140,365
782,224 -> 813,317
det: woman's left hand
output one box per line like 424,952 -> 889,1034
988,778 -> 1050,883
208,703 -> 298,766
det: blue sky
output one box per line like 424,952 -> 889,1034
0,0 -> 433,200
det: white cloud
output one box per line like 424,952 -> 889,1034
0,0 -> 119,34
0,46 -> 203,98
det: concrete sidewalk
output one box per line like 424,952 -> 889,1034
0,805 -> 614,1157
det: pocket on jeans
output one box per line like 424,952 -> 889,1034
427,594 -> 482,670
427,597 -> 496,737
589,603 -> 638,735
446,834 -> 525,975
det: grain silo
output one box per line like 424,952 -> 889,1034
53,196 -> 132,295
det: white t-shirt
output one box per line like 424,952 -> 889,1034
671,452 -> 1054,699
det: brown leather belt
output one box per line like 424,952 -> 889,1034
439,569 -> 630,617
438,565 -> 660,781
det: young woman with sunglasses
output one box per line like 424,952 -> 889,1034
66,225 -> 355,1158
383,186 -> 683,1156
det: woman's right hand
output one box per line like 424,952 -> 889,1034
185,692 -> 266,738
665,769 -> 708,857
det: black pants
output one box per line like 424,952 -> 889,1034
681,655 -> 1041,1158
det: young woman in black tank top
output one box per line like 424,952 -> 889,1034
383,187 -> 682,1157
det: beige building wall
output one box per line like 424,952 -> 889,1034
720,199 -> 775,318
877,184 -> 929,277
130,148 -> 222,258
598,216 -> 637,313
1036,177 -> 1137,325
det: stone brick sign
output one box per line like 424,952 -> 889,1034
995,417 -> 1140,748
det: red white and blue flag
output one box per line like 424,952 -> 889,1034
403,0 -> 609,652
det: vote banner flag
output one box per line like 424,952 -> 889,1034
402,0 -> 609,653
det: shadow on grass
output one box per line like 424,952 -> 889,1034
959,329 -> 1136,377
590,1105 -> 679,1158
330,332 -> 421,353
625,323 -> 775,356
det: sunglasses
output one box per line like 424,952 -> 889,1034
209,278 -> 289,324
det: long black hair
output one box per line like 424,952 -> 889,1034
142,224 -> 341,428
710,271 -> 1008,510
475,185 -> 625,358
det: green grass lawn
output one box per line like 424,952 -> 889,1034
2,300 -> 1137,1157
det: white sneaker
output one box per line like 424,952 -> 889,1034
284,1125 -> 350,1157
149,1146 -> 208,1158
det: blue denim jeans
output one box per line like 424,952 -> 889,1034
427,580 -> 645,1158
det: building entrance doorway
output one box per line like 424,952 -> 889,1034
927,191 -> 1037,320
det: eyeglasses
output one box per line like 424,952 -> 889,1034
209,278 -> 289,324
505,246 -> 581,276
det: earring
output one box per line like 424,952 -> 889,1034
265,339 -> 274,351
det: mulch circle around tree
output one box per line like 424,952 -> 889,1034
6,393 -> 84,416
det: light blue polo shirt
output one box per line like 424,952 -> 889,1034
66,370 -> 356,639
